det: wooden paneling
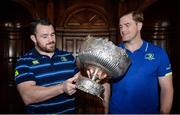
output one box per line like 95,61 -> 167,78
63,37 -> 84,57
0,0 -> 32,113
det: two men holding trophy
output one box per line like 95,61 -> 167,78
15,11 -> 173,114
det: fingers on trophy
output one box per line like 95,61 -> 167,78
76,35 -> 131,99
86,65 -> 107,82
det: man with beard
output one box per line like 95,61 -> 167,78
14,19 -> 80,114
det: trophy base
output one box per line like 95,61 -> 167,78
76,76 -> 104,97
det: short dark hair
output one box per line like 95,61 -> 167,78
120,10 -> 144,23
30,18 -> 53,35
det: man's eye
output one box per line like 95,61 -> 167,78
51,34 -> 55,37
125,24 -> 130,27
42,36 -> 48,39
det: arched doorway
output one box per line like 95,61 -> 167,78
56,4 -> 116,57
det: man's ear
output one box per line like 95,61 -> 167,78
30,35 -> 36,44
137,22 -> 143,31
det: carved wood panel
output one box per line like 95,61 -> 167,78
63,37 -> 84,57
58,6 -> 114,56
64,8 -> 108,29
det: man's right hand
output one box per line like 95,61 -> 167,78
62,72 -> 80,95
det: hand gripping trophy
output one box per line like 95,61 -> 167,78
76,35 -> 131,99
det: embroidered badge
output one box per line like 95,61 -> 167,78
145,53 -> 155,60
32,60 -> 40,64
61,56 -> 67,62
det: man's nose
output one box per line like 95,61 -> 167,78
48,36 -> 54,41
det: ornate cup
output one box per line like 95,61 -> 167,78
76,35 -> 131,98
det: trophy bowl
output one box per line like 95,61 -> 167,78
76,36 -> 131,97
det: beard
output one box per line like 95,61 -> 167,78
37,41 -> 56,53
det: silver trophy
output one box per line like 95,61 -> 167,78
76,35 -> 131,98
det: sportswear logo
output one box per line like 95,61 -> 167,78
32,60 -> 40,65
61,56 -> 67,62
145,53 -> 155,60
15,70 -> 19,77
